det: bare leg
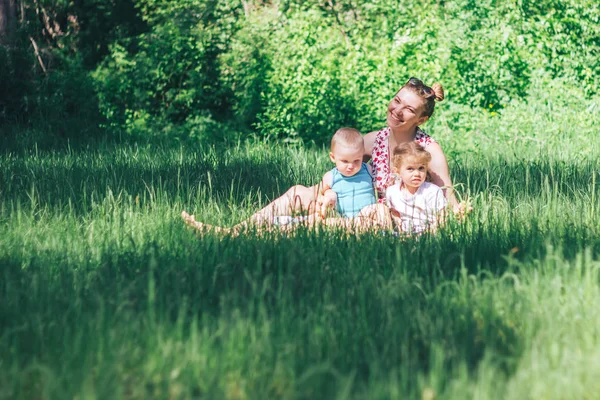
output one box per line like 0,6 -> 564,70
181,185 -> 319,233
182,184 -> 321,236
247,184 -> 320,224
302,203 -> 394,233
182,211 -> 278,236
356,203 -> 394,230
317,216 -> 379,233
181,211 -> 229,233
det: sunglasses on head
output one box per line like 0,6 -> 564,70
407,77 -> 434,98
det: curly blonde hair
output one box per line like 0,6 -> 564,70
391,141 -> 432,171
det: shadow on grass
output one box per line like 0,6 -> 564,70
3,219 -> 600,387
0,229 -> 523,389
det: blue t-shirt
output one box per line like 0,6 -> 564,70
331,163 -> 377,217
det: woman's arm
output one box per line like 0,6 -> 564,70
426,142 -> 460,212
362,131 -> 378,162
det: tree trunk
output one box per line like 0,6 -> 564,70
0,0 -> 17,46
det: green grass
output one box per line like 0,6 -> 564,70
1,138 -> 600,399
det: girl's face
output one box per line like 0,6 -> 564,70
397,156 -> 427,192
387,88 -> 429,130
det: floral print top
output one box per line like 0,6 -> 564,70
371,127 -> 435,202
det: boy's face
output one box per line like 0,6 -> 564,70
329,145 -> 363,177
397,157 -> 427,190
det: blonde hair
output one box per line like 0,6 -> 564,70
391,141 -> 432,170
331,127 -> 363,152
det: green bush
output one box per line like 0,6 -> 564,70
251,9 -> 359,142
88,0 -> 600,143
93,0 -> 243,139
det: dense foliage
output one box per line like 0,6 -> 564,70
1,0 -> 599,144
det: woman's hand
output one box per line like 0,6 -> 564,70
453,198 -> 473,220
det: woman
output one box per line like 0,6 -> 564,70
246,77 -> 461,225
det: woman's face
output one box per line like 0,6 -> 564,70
387,88 -> 428,130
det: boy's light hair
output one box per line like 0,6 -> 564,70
331,127 -> 363,152
391,141 -> 432,170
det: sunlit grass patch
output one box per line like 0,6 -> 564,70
1,140 -> 600,399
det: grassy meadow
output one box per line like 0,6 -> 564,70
1,86 -> 599,400
2,116 -> 600,399
3,1 -> 600,398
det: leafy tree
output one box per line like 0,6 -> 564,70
2,0 -> 599,144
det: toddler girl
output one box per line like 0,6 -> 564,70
386,141 -> 447,234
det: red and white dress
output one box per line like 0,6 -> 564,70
371,127 -> 435,203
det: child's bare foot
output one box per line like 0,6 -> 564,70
181,211 -> 226,233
